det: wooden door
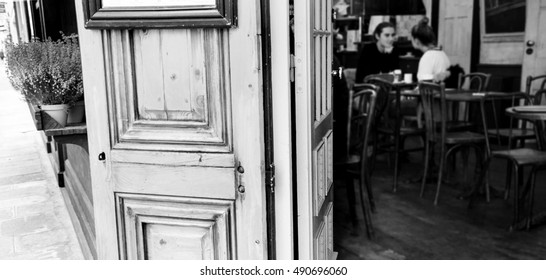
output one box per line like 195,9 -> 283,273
294,0 -> 335,260
438,0 -> 474,73
521,0 -> 546,92
74,1 -> 267,259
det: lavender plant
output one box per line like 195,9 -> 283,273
5,34 -> 83,107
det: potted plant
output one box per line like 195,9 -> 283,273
4,34 -> 83,127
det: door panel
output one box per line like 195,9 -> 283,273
116,193 -> 234,260
295,0 -> 334,260
75,0 -> 267,259
438,0 -> 473,72
522,0 -> 546,92
104,30 -> 231,152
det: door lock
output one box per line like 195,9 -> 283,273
98,152 -> 106,161
331,67 -> 343,80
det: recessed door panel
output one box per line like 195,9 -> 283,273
103,29 -> 230,153
117,193 -> 234,260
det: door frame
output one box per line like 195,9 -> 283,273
269,0 -> 296,260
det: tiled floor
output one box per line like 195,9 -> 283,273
0,61 -> 83,260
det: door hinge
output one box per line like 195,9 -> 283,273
266,163 -> 275,191
290,54 -> 296,82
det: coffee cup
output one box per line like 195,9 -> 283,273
394,69 -> 402,82
404,73 -> 413,83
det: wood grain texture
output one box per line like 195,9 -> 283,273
75,0 -> 119,259
105,28 -> 230,152
116,193 -> 234,260
110,149 -> 235,167
112,163 -> 236,199
228,0 -> 268,259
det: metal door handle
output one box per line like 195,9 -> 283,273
332,67 -> 343,80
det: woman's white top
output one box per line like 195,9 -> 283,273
417,49 -> 450,81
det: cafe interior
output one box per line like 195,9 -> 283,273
330,0 -> 546,259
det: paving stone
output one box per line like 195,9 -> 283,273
13,228 -> 82,259
0,236 -> 15,257
0,62 -> 84,259
0,207 -> 15,222
0,172 -> 45,187
0,214 -> 52,236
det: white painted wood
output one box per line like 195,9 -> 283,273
270,0 -> 295,260
438,0 -> 473,73
294,0 -> 315,260
75,0 -> 119,259
521,0 -> 546,92
294,0 -> 334,260
117,193 -> 233,260
110,149 -> 235,167
102,0 -> 215,8
75,0 -> 266,260
111,164 -> 236,199
229,0 -> 267,259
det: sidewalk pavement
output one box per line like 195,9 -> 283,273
0,61 -> 84,259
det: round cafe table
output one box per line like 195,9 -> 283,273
506,105 -> 546,149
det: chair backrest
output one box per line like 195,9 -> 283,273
364,73 -> 395,83
526,75 -> 546,96
359,74 -> 394,126
419,82 -> 446,142
458,72 -> 491,91
343,68 -> 357,91
533,89 -> 546,105
346,85 -> 378,161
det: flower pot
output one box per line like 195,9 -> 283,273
67,101 -> 85,124
41,104 -> 69,127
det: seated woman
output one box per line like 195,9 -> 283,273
355,22 -> 400,83
411,18 -> 450,82
401,18 -> 451,125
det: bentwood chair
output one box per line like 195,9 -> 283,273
483,90 -> 546,231
448,72 -> 492,131
484,89 -> 546,201
359,74 -> 425,193
419,82 -> 487,205
487,75 -> 546,149
335,85 -> 378,238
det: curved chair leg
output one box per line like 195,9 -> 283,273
345,176 -> 357,228
393,135 -> 400,193
510,165 -> 521,231
473,144 -> 487,202
527,167 -> 538,231
363,167 -> 376,213
504,161 -> 512,200
420,140 -> 431,198
483,156 -> 492,203
434,143 -> 447,205
358,174 -> 375,239
476,146 -> 489,203
461,146 -> 470,188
